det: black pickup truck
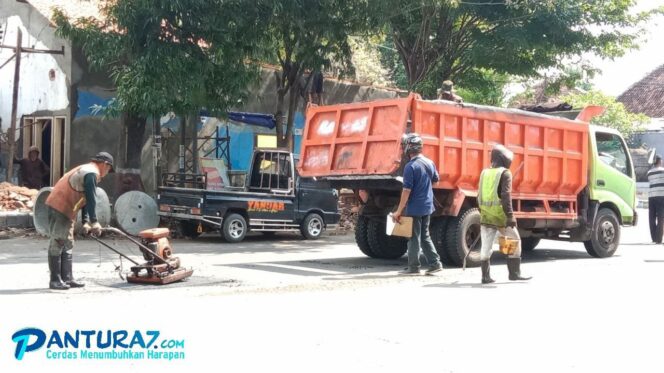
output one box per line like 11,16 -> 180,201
157,149 -> 340,242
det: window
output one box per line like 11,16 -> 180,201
249,152 -> 292,191
595,132 -> 631,177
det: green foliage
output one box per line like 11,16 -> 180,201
53,0 -> 264,117
562,90 -> 649,137
258,0 -> 374,147
374,0 -> 657,91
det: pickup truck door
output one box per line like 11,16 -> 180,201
590,129 -> 636,222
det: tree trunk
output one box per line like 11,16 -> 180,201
121,112 -> 147,170
275,69 -> 288,148
286,76 -> 303,151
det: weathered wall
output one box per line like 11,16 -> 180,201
0,1 -> 72,182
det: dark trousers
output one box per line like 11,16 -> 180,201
407,215 -> 441,269
649,197 -> 664,243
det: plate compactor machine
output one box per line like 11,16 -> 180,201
93,227 -> 193,285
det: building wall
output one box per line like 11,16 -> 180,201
0,1 -> 72,182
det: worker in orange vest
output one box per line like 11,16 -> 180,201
44,152 -> 114,290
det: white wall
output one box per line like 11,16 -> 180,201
0,5 -> 71,142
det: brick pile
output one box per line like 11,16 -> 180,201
332,189 -> 359,235
0,182 -> 38,212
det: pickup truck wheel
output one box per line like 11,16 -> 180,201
222,213 -> 247,243
445,208 -> 482,267
584,208 -> 620,258
301,213 -> 324,240
521,237 -> 540,252
430,217 -> 454,266
355,215 -> 378,258
367,218 -> 407,259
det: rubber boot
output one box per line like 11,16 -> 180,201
48,255 -> 70,290
61,252 -> 85,288
481,260 -> 495,284
507,258 -> 532,281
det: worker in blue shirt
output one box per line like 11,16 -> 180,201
393,133 -> 443,275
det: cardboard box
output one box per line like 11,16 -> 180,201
386,214 -> 413,238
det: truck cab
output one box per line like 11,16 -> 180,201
157,149 -> 340,243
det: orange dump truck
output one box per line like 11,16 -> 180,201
298,94 -> 637,266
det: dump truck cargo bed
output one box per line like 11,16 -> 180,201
299,94 -> 590,203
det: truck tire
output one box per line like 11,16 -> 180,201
367,218 -> 408,259
301,213 -> 324,240
180,221 -> 202,239
521,237 -> 540,252
445,208 -> 482,267
430,217 -> 454,266
584,208 -> 620,258
355,215 -> 378,258
222,213 -> 247,243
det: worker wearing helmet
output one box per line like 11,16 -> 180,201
393,133 -> 443,275
477,144 -> 531,284
437,80 -> 463,103
13,146 -> 50,189
44,152 -> 114,290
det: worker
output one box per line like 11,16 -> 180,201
647,155 -> 664,243
478,144 -> 531,284
393,133 -> 443,275
13,146 -> 50,189
44,152 -> 114,290
437,80 -> 463,103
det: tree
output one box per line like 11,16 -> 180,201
563,90 -> 649,138
259,0 -> 372,149
53,0 -> 263,169
376,0 -> 656,92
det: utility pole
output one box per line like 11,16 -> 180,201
6,28 -> 22,182
0,27 -> 64,182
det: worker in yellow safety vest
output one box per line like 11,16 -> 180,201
477,144 -> 531,284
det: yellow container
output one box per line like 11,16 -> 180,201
499,236 -> 519,255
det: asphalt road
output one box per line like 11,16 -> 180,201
1,209 -> 664,372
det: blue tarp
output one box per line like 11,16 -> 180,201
227,111 -> 276,129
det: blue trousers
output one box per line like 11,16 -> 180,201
407,215 -> 441,269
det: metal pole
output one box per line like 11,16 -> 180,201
179,115 -> 186,186
191,114 -> 198,174
6,28 -> 21,182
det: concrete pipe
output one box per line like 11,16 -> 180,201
74,187 -> 112,234
32,187 -> 53,236
113,191 -> 159,236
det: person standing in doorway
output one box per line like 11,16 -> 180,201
13,146 -> 50,189
478,144 -> 531,284
647,155 -> 664,243
44,152 -> 114,290
393,133 -> 443,275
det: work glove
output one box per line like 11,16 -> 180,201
506,216 -> 517,228
90,222 -> 103,237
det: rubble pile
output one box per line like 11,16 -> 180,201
333,190 -> 359,235
0,182 -> 38,212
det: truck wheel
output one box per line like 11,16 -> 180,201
301,213 -> 324,240
430,217 -> 454,266
222,213 -> 247,243
445,208 -> 482,267
355,215 -> 378,258
584,208 -> 620,258
521,237 -> 540,252
367,218 -> 407,259
180,221 -> 202,239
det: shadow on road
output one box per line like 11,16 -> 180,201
424,281 -> 529,289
